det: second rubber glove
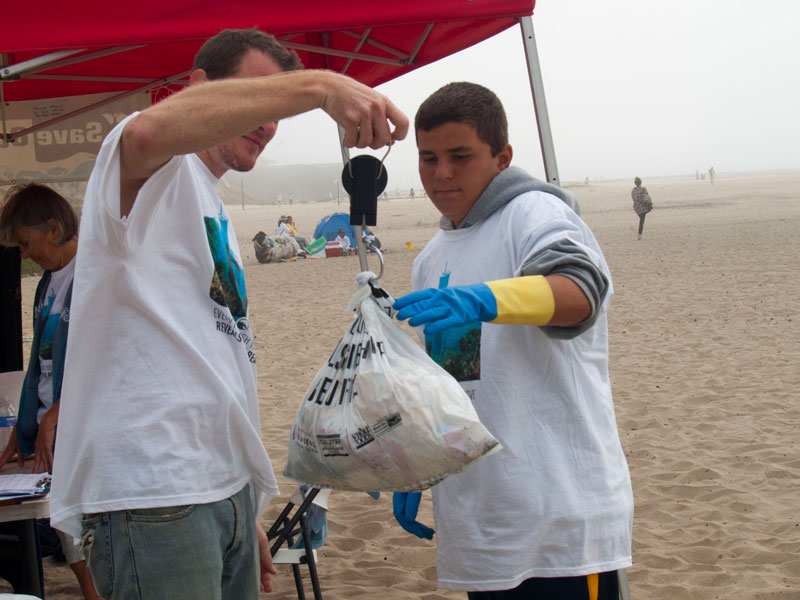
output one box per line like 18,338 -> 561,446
392,492 -> 434,539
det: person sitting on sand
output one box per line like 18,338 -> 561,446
275,215 -> 291,237
285,215 -> 307,248
334,228 -> 351,252
252,230 -> 302,263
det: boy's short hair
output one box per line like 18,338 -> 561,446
415,82 -> 508,156
193,28 -> 303,80
0,183 -> 78,247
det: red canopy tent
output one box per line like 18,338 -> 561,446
3,1 -> 533,97
1,0 -> 562,186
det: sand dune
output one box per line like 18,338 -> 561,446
13,170 -> 800,599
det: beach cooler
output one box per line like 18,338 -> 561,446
325,242 -> 344,258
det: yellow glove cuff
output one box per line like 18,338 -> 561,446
486,275 -> 555,326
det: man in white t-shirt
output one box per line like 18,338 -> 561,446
50,28 -> 407,600
391,82 -> 632,599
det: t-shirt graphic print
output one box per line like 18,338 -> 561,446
205,206 -> 247,319
425,267 -> 481,382
205,205 -> 255,364
38,290 -> 60,378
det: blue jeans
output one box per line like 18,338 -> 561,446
80,485 -> 258,600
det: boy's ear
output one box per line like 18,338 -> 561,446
497,144 -> 513,170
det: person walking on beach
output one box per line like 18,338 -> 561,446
631,176 -> 653,240
391,82 -> 632,599
48,28 -> 407,600
0,184 -> 101,600
708,166 -> 716,184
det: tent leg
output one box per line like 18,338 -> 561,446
519,16 -> 560,187
618,568 -> 631,600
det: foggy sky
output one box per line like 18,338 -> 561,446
230,0 -> 800,195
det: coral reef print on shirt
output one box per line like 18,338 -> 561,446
205,206 -> 247,319
205,205 -> 256,363
425,266 -> 481,382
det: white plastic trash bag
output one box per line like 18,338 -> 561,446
284,272 -> 501,492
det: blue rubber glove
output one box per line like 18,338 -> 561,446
394,277 -> 555,335
392,492 -> 434,539
393,284 -> 495,335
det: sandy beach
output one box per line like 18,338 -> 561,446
11,170 -> 800,599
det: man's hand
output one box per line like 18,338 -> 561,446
0,424 -> 24,471
256,521 -> 277,592
118,69 -> 408,217
33,403 -> 59,473
392,492 -> 434,539
318,71 -> 409,149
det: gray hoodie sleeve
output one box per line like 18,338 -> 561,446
520,238 -> 609,339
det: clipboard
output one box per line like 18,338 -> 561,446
0,473 -> 51,504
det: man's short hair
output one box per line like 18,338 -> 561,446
193,28 -> 303,80
415,82 -> 508,156
0,183 -> 78,247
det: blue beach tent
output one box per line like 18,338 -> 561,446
314,213 -> 357,247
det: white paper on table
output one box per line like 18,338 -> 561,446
0,473 -> 51,496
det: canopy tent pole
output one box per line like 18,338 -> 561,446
9,46 -> 144,79
0,49 -> 85,80
340,29 -> 372,75
521,20 -> 631,595
2,70 -> 190,144
281,41 -> 406,67
519,16 -> 560,186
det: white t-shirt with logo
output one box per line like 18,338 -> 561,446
412,191 -> 633,590
36,257 -> 75,422
51,114 -> 279,538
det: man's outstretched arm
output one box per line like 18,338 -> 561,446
119,69 -> 408,216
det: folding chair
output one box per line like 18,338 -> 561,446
266,487 -> 327,600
